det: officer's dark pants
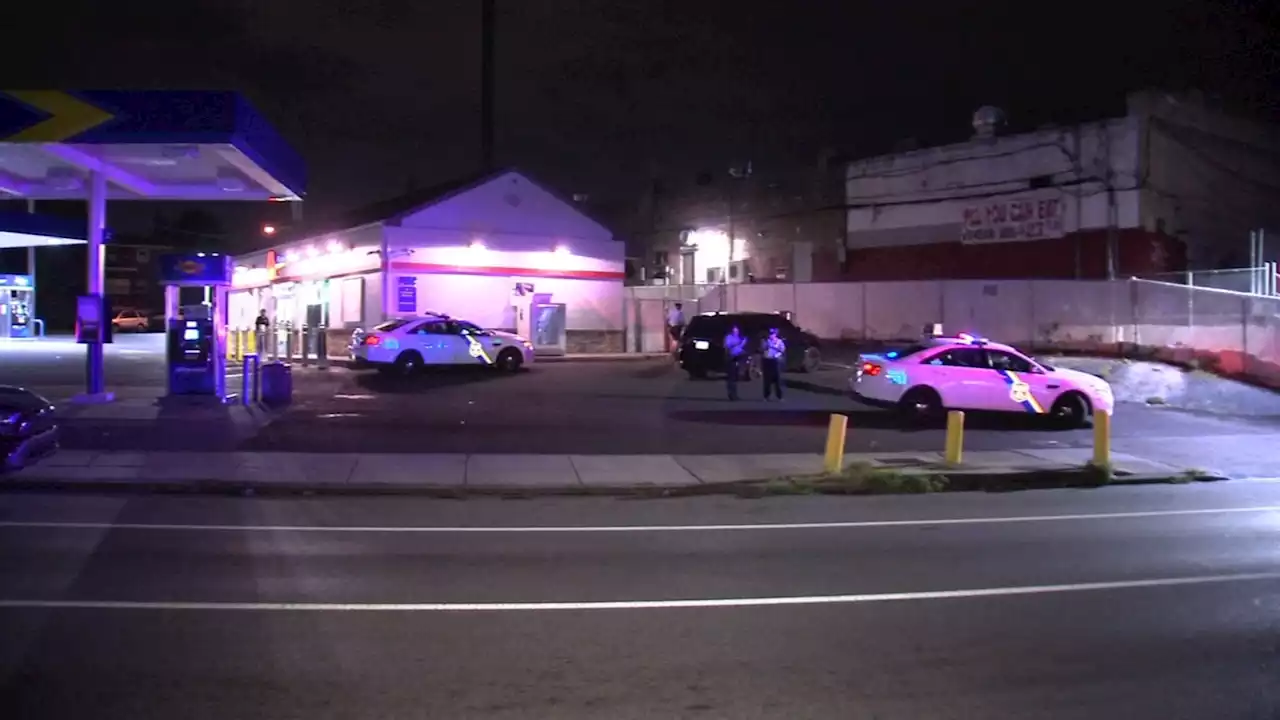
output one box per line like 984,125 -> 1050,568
724,355 -> 741,400
762,358 -> 783,399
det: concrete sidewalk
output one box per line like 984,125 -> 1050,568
6,447 -> 1193,492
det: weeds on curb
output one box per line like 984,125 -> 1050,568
764,463 -> 950,496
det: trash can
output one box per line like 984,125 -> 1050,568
260,361 -> 293,407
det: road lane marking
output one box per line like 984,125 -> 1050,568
2,572 -> 1277,612
3,505 -> 1280,534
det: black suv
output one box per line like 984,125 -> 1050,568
677,311 -> 822,379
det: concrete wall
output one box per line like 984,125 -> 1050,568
845,117 -> 1142,247
625,279 -> 1280,384
1131,91 -> 1280,269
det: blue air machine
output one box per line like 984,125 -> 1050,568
0,274 -> 36,338
158,253 -> 232,397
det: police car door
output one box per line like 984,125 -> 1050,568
409,320 -> 467,364
920,347 -> 999,410
984,349 -> 1052,416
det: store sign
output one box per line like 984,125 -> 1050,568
277,248 -> 377,280
396,276 -> 417,313
960,197 -> 1065,244
232,267 -> 271,288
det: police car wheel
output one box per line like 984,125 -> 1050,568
497,348 -> 523,372
898,387 -> 942,423
1050,392 -> 1090,428
393,351 -> 423,375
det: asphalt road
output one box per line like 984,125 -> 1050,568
4,335 -> 1280,454
3,483 -> 1280,719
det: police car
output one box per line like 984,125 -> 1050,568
349,313 -> 535,375
848,333 -> 1114,427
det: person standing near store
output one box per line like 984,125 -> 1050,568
254,309 -> 271,355
761,327 -> 786,401
666,302 -> 686,351
723,324 -> 747,401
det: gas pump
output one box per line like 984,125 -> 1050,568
0,274 -> 35,338
158,253 -> 232,398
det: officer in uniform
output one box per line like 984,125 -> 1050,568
723,324 -> 747,401
761,327 -> 786,400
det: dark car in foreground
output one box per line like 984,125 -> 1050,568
677,311 -> 823,379
0,386 -> 58,471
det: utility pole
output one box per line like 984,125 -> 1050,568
480,0 -> 496,172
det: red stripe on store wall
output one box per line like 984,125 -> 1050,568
390,261 -> 625,281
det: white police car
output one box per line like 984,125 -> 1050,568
349,313 -> 535,375
849,333 -> 1114,427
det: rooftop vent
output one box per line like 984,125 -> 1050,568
972,106 -> 1006,139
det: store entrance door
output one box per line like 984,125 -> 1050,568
532,303 -> 567,356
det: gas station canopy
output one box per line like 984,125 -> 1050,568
0,210 -> 87,249
0,90 -> 305,202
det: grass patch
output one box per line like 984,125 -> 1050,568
762,462 -> 950,496
1170,467 -> 1215,484
754,460 -> 1168,496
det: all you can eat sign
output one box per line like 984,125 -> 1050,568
960,196 -> 1065,244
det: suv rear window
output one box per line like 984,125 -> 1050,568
685,315 -> 727,338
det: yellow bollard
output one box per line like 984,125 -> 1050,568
944,410 -> 965,465
823,413 -> 848,474
226,329 -> 239,360
245,328 -> 256,355
1091,410 -> 1111,467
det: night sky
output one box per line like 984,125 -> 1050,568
9,0 -> 1280,238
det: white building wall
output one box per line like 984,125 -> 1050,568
626,280 -> 1280,381
384,226 -> 623,331
844,117 -> 1142,249
399,171 -> 616,250
232,170 -> 626,348
1130,91 -> 1280,269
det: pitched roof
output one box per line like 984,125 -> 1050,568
278,167 -> 611,243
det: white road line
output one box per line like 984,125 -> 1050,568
3,505 -> 1280,534
1,572 -> 1277,612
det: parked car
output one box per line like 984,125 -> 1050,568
111,309 -> 150,332
848,332 -> 1114,428
349,312 -> 535,375
0,386 -> 58,472
676,311 -> 822,379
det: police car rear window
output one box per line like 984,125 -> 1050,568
685,316 -> 726,336
373,319 -> 412,332
890,344 -> 930,358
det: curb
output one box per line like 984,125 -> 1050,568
534,355 -> 671,363
0,471 -> 1228,499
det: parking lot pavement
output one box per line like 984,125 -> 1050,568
238,360 -> 1280,455
7,337 -> 1280,459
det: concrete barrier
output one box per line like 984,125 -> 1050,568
628,278 -> 1280,389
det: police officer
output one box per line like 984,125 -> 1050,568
666,302 -> 686,351
723,324 -> 747,401
761,327 -> 786,401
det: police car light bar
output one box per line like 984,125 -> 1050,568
956,332 -> 989,345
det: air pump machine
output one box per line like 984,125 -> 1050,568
158,252 -> 233,397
